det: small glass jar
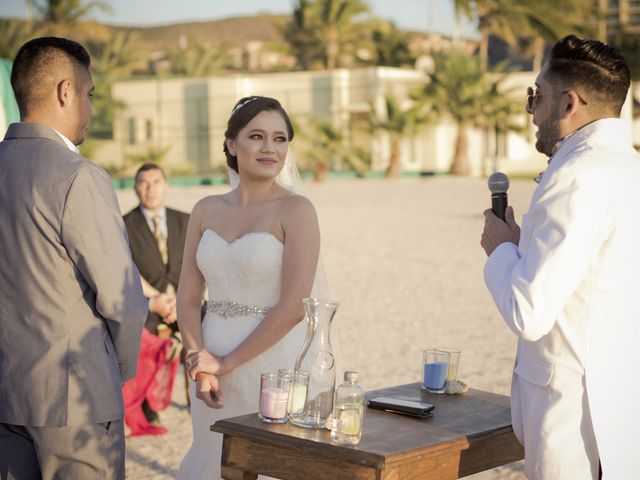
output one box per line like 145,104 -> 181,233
422,349 -> 450,393
331,371 -> 364,445
258,373 -> 291,423
435,347 -> 461,384
287,370 -> 310,417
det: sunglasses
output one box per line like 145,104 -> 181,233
526,86 -> 588,111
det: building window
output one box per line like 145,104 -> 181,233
127,118 -> 136,145
145,120 -> 153,141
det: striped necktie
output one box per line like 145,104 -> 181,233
152,214 -> 168,265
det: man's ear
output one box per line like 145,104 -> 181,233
226,138 -> 236,156
56,79 -> 72,108
559,90 -> 581,120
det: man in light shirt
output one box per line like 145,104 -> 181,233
0,37 -> 147,479
481,35 -> 640,479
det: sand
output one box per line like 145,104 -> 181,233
118,176 -> 537,479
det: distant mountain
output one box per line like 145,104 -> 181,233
1,14 -> 488,72
0,14 -> 290,55
110,14 -> 290,51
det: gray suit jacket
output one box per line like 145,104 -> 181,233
0,123 -> 147,427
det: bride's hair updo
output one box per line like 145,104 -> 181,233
223,96 -> 295,173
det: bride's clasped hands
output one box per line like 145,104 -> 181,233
186,348 -> 226,408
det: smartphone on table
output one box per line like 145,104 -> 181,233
366,396 -> 435,418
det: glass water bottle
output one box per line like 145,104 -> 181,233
331,371 -> 364,445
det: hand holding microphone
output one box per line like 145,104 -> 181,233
481,172 -> 520,256
488,172 -> 509,222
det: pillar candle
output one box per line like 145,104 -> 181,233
287,383 -> 308,414
259,387 -> 289,419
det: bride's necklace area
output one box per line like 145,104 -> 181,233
233,182 -> 288,207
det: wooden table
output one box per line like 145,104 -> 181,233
212,383 -> 524,479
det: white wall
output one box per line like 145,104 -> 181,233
95,70 -> 639,177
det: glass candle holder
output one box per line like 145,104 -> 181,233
422,349 -> 450,393
258,373 -> 291,423
435,347 -> 461,383
287,370 -> 310,417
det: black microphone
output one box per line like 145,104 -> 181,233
488,172 -> 510,222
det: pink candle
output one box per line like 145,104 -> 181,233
259,387 -> 288,419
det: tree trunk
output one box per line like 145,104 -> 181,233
532,37 -> 544,73
385,140 -> 401,178
314,161 -> 329,182
479,26 -> 489,73
327,27 -> 338,70
449,124 -> 469,176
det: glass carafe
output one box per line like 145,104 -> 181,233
289,297 -> 339,429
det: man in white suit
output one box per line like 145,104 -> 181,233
481,35 -> 640,479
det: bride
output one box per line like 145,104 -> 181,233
176,96 -> 321,479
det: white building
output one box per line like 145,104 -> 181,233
96,67 -> 636,178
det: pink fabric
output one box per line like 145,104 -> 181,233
122,328 -> 179,436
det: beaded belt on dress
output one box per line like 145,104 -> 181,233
206,299 -> 271,318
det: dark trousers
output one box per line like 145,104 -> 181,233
0,421 -> 125,480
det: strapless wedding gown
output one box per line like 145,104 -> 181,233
177,229 -> 306,480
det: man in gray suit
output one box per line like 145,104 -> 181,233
0,37 -> 147,479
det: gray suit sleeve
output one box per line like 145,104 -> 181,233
61,164 -> 148,381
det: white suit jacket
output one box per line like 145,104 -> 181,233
484,118 -> 640,478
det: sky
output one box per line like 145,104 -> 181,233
1,0 -> 479,38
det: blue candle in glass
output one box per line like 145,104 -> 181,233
423,361 -> 448,390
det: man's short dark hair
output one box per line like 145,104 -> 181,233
11,37 -> 91,116
134,163 -> 166,183
547,35 -> 630,115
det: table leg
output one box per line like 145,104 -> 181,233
221,466 -> 258,480
380,448 -> 461,480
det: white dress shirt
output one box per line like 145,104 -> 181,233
52,128 -> 80,154
140,206 -> 167,239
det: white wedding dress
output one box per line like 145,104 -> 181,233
177,229 -> 306,480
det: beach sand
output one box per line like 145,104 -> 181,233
119,176 -> 536,479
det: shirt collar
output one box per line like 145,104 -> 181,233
550,129 -> 578,159
51,128 -> 80,154
535,118 -> 631,183
553,118 -> 630,161
140,205 -> 166,223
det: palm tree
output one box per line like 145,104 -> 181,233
414,50 -> 523,175
36,0 -> 111,27
454,0 -> 595,72
316,0 -> 370,70
85,32 -> 142,139
282,0 -> 324,70
368,19 -> 416,68
89,31 -> 142,80
283,0 -> 370,70
0,19 -> 43,60
299,118 -> 369,181
611,32 -> 640,81
369,95 -> 431,178
169,41 -> 230,77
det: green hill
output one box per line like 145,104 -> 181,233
111,14 -> 289,51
